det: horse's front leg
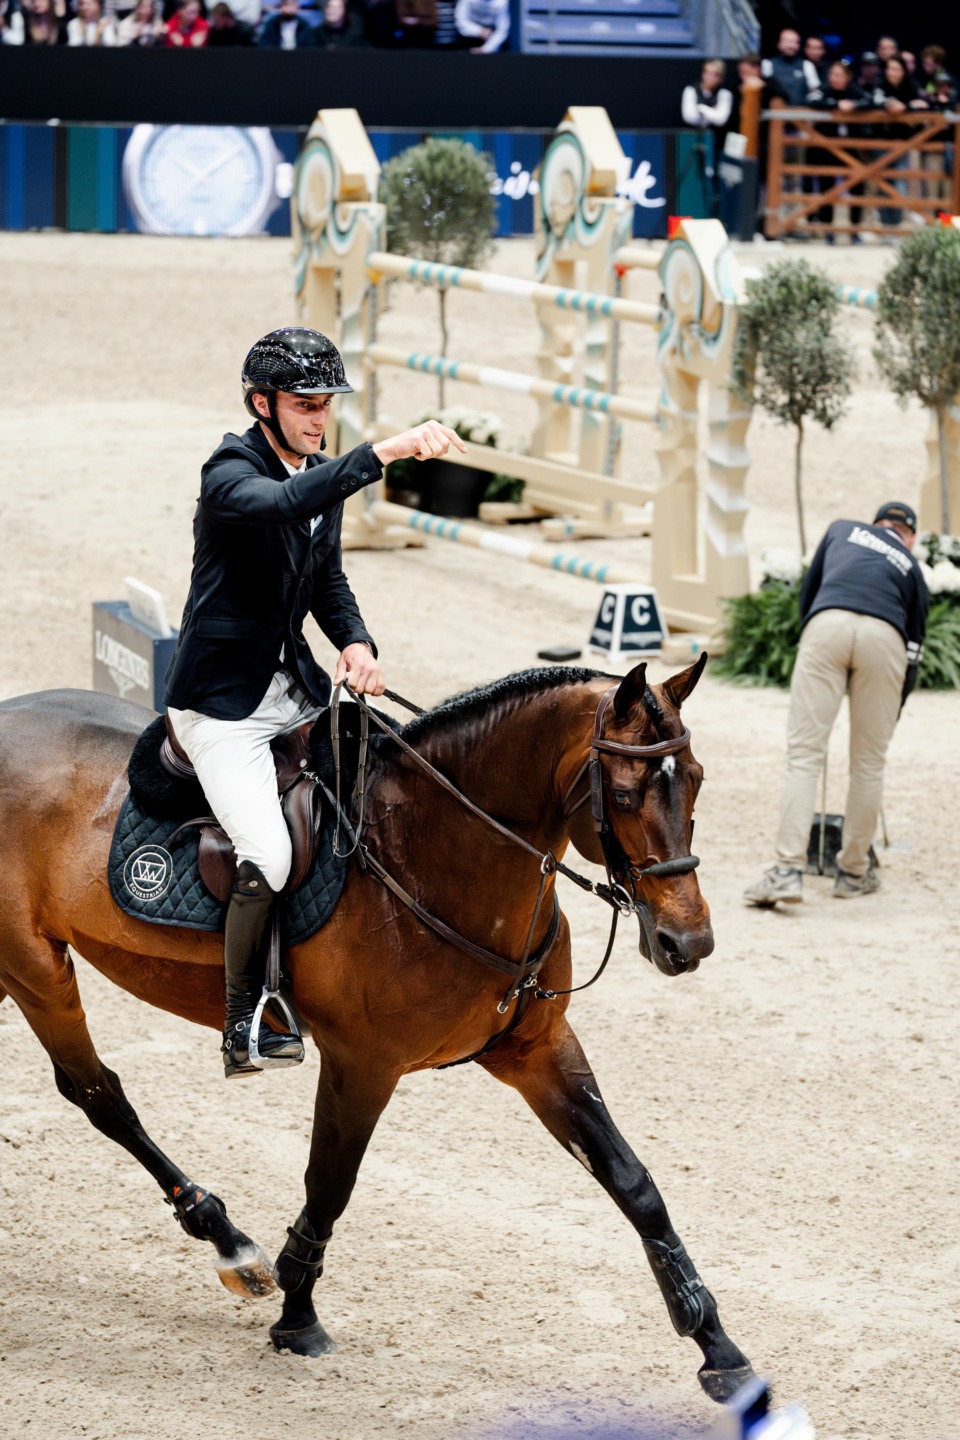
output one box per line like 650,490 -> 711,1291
270,1056 -> 399,1357
481,1016 -> 754,1403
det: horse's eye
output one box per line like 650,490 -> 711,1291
612,789 -> 638,811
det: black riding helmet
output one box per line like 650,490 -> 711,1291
242,327 -> 353,451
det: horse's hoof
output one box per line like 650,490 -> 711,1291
216,1243 -> 277,1299
269,1320 -> 337,1358
698,1363 -> 757,1404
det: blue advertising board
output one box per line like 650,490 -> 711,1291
0,122 -> 688,240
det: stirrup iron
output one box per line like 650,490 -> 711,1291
247,913 -> 304,1071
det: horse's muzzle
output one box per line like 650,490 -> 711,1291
644,923 -> 714,976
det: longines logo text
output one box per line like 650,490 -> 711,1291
95,629 -> 151,699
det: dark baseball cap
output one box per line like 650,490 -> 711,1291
860,50 -> 879,64
874,501 -> 917,532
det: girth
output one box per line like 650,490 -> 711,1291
161,715 -> 323,900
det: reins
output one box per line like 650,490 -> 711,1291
327,681 -> 700,1033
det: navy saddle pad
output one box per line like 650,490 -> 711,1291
107,715 -> 348,947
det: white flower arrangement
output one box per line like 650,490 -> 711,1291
928,559 -> 960,594
915,530 -> 960,570
761,548 -> 804,584
417,406 -> 502,447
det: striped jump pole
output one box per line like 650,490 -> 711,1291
365,252 -> 661,327
367,345 -> 659,425
368,500 -> 637,584
836,285 -> 877,311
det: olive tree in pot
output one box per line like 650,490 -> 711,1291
731,259 -> 854,556
379,138 -> 499,517
873,225 -> 960,535
380,137 -> 497,408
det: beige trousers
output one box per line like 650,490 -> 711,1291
775,610 -> 906,876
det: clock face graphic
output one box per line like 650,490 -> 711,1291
123,125 -> 282,237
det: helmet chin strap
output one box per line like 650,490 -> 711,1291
262,392 -> 296,455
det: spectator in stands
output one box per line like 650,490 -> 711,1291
1,0 -> 25,42
736,52 -> 786,153
314,0 -> 364,47
901,50 -> 916,75
681,58 -> 734,130
803,34 -> 828,85
68,0 -> 117,42
737,52 -> 786,104
20,0 -> 66,41
931,70 -> 957,109
165,0 -> 207,43
454,0 -> 508,52
856,50 -> 881,91
876,35 -> 899,64
762,28 -> 819,105
206,0 -> 252,41
259,0 -> 312,47
116,0 -> 164,42
807,59 -> 871,240
920,45 -> 955,100
873,53 -> 928,229
680,60 -> 732,217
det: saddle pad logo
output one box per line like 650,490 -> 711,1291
123,845 -> 174,902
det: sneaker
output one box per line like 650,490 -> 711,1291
833,867 -> 881,899
743,866 -> 803,907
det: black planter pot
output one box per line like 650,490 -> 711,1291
417,459 -> 489,519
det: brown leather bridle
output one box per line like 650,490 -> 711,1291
327,680 -> 700,1065
561,685 -> 699,935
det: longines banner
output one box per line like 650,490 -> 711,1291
0,122 -> 714,241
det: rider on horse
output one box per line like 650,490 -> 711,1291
163,326 -> 464,1078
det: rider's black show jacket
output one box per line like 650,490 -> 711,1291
164,424 -> 382,719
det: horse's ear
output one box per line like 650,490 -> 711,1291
613,661 -> 647,723
661,651 -> 708,711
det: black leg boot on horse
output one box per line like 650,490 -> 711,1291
222,860 -> 304,1078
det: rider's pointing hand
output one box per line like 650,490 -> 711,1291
373,421 -> 467,467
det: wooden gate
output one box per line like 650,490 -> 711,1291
764,107 -> 960,238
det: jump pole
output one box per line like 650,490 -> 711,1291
366,345 -> 659,425
367,500 -> 638,583
365,252 -> 661,326
835,285 -> 877,311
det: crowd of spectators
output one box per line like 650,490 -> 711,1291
681,27 -> 958,239
754,27 -> 958,113
0,0 -> 511,49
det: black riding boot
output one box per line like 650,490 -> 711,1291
221,860 -> 304,1079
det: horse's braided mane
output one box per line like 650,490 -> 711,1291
400,666 -> 615,744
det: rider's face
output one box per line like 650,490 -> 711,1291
270,391 -> 334,456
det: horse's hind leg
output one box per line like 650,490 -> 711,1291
1,926 -> 275,1300
481,1018 -> 754,1404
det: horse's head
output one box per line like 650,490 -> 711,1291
564,654 -> 712,977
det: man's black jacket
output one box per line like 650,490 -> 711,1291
164,425 -> 382,719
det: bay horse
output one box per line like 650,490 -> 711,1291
0,657 -> 754,1402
